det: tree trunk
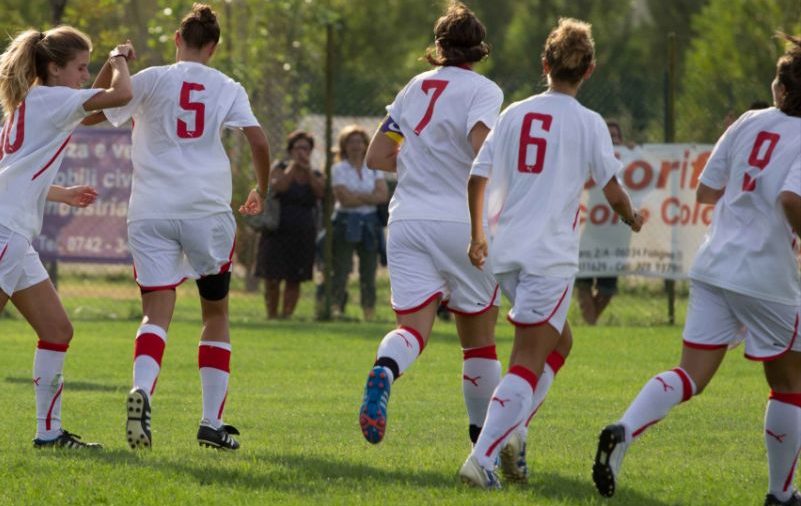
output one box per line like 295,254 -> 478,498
49,0 -> 68,26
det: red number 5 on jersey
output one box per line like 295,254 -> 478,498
518,112 -> 553,173
177,82 -> 206,139
742,131 -> 780,192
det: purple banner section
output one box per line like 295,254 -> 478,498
36,127 -> 133,263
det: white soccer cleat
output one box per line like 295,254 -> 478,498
459,455 -> 502,490
499,431 -> 529,482
593,423 -> 629,497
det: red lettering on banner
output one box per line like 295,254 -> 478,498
690,152 -> 710,189
660,197 -> 713,226
657,161 -> 680,188
623,161 -> 653,190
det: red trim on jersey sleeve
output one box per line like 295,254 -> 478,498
463,344 -> 498,361
31,135 -> 71,181
745,313 -> 799,362
393,291 -> 443,315
446,284 -> 500,316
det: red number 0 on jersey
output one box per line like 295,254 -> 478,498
413,79 -> 449,135
742,130 -> 780,192
518,112 -> 553,173
0,101 -> 25,160
177,82 -> 206,139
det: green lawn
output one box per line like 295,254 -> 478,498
0,313 -> 777,505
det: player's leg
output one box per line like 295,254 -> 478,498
355,238 -> 378,321
359,220 -> 442,444
575,278 -> 597,325
593,280 -> 733,497
13,278 -> 102,449
282,280 -> 300,318
265,279 -> 280,319
593,276 -> 618,322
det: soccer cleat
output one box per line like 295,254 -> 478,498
459,454 -> 502,490
126,388 -> 152,450
765,491 -> 801,506
359,366 -> 391,444
593,423 -> 629,497
197,423 -> 240,450
33,429 -> 102,449
499,431 -> 529,483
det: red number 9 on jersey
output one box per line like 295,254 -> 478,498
518,112 -> 553,174
177,81 -> 206,139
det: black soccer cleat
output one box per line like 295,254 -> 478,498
33,429 -> 102,449
765,491 -> 801,506
593,423 -> 629,498
197,423 -> 241,450
126,387 -> 152,450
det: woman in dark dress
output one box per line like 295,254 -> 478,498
256,131 -> 324,318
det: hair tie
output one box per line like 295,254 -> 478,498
38,32 -> 45,42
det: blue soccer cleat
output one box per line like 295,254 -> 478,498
359,366 -> 391,444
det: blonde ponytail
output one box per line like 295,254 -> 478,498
0,30 -> 42,117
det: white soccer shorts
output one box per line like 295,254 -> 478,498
128,213 -> 236,290
387,220 -> 499,315
0,225 -> 49,296
496,271 -> 574,333
683,280 -> 800,361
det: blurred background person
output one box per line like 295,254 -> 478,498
330,125 -> 388,321
575,119 -> 629,325
256,130 -> 324,319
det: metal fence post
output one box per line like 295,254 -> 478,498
664,32 -> 677,325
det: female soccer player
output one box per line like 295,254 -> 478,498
0,26 -> 133,448
458,18 -> 642,488
89,3 -> 271,451
593,34 -> 801,506
358,2 -> 505,450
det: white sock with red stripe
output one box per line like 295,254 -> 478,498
471,365 -> 538,470
374,326 -> 425,383
462,344 -> 501,443
516,351 -> 566,438
199,341 -> 231,429
34,340 -> 68,440
619,367 -> 696,442
132,324 -> 167,400
765,391 -> 801,502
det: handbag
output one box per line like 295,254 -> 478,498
246,190 -> 281,232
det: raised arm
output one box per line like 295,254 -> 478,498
82,42 -> 136,112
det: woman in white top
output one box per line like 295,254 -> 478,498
88,4 -> 270,452
0,26 -> 133,448
593,34 -> 801,506
459,18 -> 642,488
331,125 -> 388,321
358,2 -> 505,450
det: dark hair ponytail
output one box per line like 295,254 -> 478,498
776,32 -> 801,117
424,2 -> 489,67
180,3 -> 220,49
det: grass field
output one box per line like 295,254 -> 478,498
0,295 -> 779,505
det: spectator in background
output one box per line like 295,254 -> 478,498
256,130 -> 324,319
331,125 -> 388,321
575,120 -> 628,325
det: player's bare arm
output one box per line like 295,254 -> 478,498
366,116 -> 402,173
467,174 -> 489,269
696,182 -> 725,205
780,190 -> 801,236
602,177 -> 643,232
238,126 -> 271,215
47,185 -> 98,208
468,122 -> 491,155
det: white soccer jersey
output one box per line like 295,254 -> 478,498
471,91 -> 620,277
0,86 -> 100,241
386,66 -> 503,224
690,107 -> 801,305
104,62 -> 259,222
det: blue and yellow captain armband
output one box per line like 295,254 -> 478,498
379,115 -> 404,143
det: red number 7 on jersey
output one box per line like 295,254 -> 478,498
413,79 -> 449,135
177,81 -> 206,139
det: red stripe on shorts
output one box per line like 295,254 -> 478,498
393,291 -> 442,315
447,284 -> 500,316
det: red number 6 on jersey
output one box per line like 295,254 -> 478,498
177,82 -> 206,139
518,112 -> 553,173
